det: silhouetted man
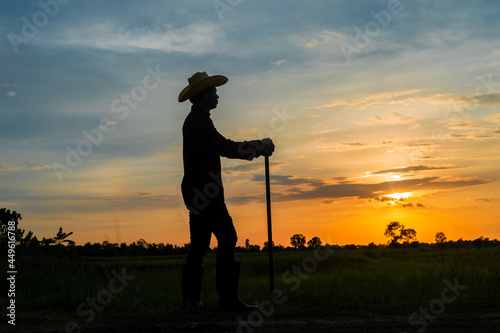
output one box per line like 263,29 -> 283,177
178,72 -> 275,312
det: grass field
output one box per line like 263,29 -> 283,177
2,248 -> 500,332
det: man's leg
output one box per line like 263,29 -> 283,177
212,203 -> 237,267
185,209 -> 212,269
183,211 -> 211,312
212,203 -> 257,311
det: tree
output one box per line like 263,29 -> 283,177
472,236 -> 485,249
290,234 -> 306,249
307,236 -> 322,249
0,208 -> 26,253
384,222 -> 417,247
435,232 -> 447,249
0,208 -> 22,234
41,237 -> 55,247
263,240 -> 275,251
136,238 -> 149,248
401,228 -> 417,244
384,221 -> 404,245
53,227 -> 75,246
244,239 -> 260,252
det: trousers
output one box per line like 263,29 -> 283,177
185,201 -> 238,270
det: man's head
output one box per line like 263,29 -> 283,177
189,86 -> 219,110
178,72 -> 227,108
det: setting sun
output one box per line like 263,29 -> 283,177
386,192 -> 413,200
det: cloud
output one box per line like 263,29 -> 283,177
311,90 -> 456,110
0,162 -> 50,171
34,191 -> 182,214
0,164 -> 22,171
449,133 -> 493,141
250,175 -> 490,203
474,197 -> 500,203
225,163 -> 264,175
24,162 -> 51,170
371,196 -> 425,208
44,22 -> 223,55
372,112 -> 415,125
468,93 -> 500,105
252,174 -> 325,187
397,140 -> 436,149
320,139 -> 416,153
484,114 -> 500,134
302,29 -> 345,48
445,121 -> 485,130
312,90 -> 499,111
317,139 -> 435,153
1,84 -> 17,97
135,192 -> 177,202
224,162 -> 287,175
341,142 -> 366,147
369,165 -> 461,175
484,113 -> 500,124
271,59 -> 288,66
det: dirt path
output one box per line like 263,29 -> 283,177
14,312 -> 500,333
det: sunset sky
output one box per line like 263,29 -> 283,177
1,0 -> 499,248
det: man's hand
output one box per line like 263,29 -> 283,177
261,138 -> 275,157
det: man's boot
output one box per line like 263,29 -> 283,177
217,261 -> 258,311
182,265 -> 204,313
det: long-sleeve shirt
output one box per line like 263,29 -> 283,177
181,105 -> 264,211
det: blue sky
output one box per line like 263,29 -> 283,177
1,0 -> 499,246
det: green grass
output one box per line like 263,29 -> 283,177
2,248 -> 500,332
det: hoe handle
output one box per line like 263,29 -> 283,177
265,155 -> 275,303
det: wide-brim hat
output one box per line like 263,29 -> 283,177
178,72 -> 228,102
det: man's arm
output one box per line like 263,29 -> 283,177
204,118 -> 274,160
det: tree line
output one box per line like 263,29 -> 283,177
1,208 -> 499,257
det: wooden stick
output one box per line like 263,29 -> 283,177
265,155 -> 275,303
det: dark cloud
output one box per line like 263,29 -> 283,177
250,175 -> 490,203
369,165 -> 460,175
474,198 -> 500,203
471,93 -> 500,105
0,162 -> 50,171
402,141 -> 435,148
446,121 -> 485,130
252,174 -> 324,187
224,162 -> 285,174
450,133 -> 492,140
341,142 -> 366,147
371,196 -> 425,208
